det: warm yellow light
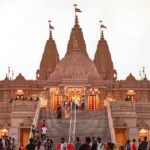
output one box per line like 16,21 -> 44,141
126,90 -> 135,96
1,128 -> 8,136
139,129 -> 148,134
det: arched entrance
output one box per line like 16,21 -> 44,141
65,87 -> 85,108
126,90 -> 136,101
50,88 -> 62,110
16,89 -> 25,99
49,87 -> 100,110
87,88 -> 100,110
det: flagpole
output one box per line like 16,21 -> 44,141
99,20 -> 103,37
73,4 -> 77,17
48,20 -> 51,39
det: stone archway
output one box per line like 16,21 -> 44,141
87,88 -> 100,110
50,88 -> 62,110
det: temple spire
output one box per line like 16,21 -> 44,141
37,20 -> 59,80
94,22 -> 116,80
65,5 -> 87,56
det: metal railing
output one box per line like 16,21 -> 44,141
68,103 -> 76,144
28,100 -> 41,139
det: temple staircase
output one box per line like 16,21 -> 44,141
39,109 -> 111,149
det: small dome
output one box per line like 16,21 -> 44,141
15,73 -> 26,81
50,51 -> 101,81
125,73 -> 136,82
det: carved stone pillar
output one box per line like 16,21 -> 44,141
60,86 -> 66,104
46,88 -> 51,109
85,87 -> 90,110
99,88 -> 107,109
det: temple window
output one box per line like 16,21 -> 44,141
125,90 -> 136,101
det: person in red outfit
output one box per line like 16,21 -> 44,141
131,139 -> 136,150
39,120 -> 45,139
40,120 -> 45,129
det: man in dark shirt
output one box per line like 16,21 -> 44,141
26,138 -> 35,150
140,136 -> 148,150
79,136 -> 91,150
0,138 -> 4,150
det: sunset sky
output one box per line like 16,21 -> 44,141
0,0 -> 150,80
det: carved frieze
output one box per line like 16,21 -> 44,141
20,117 -> 32,127
113,117 -> 127,127
137,119 -> 149,128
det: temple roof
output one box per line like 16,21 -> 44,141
15,73 -> 26,82
50,50 -> 100,81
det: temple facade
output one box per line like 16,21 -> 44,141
0,15 -> 150,148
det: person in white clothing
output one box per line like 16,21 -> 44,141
41,125 -> 48,141
60,137 -> 67,150
91,137 -> 105,150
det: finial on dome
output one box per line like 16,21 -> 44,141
75,15 -> 79,25
101,30 -> 104,39
99,20 -> 107,39
5,73 -> 9,80
73,4 -> 81,26
48,20 -> 54,40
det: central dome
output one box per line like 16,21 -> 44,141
49,50 -> 101,81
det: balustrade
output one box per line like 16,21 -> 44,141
11,101 -> 38,111
109,101 -> 135,111
0,102 -> 11,112
135,103 -> 150,112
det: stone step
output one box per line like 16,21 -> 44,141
39,109 -> 111,147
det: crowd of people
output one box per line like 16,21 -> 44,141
25,120 -> 53,150
25,133 -> 150,150
124,137 -> 150,150
56,96 -> 86,119
0,137 -> 16,150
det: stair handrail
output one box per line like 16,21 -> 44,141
104,100 -> 115,143
68,102 -> 76,144
28,100 -> 41,139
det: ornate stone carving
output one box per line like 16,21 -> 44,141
0,120 -> 11,127
4,120 -> 11,127
20,117 -> 32,127
137,119 -> 149,128
113,117 -> 127,127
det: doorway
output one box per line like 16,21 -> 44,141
115,128 -> 127,149
20,128 -> 30,147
